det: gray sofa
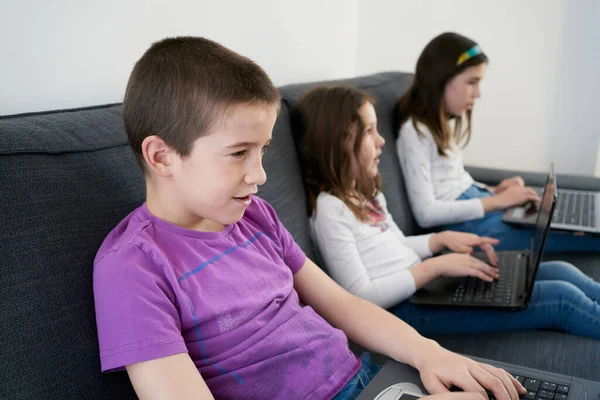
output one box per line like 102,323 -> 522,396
1,72 -> 599,399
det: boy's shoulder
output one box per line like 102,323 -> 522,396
243,195 -> 280,227
94,204 -> 155,267
95,196 -> 282,267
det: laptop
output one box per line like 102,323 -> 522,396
502,166 -> 600,235
410,165 -> 557,311
357,356 -> 600,400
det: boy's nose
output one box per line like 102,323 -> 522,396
246,162 -> 267,186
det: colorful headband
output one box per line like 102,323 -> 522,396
456,45 -> 482,66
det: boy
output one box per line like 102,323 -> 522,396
93,36 -> 525,400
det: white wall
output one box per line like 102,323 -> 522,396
0,0 -> 358,115
356,0 -> 600,176
2,0 -> 599,176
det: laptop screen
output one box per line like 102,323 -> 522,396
528,165 -> 557,287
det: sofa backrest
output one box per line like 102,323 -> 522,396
0,71 -> 415,399
0,105 -> 141,399
257,102 -> 316,259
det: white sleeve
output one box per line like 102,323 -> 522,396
396,123 -> 484,228
311,195 -> 416,309
377,194 -> 433,259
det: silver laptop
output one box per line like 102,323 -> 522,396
357,356 -> 600,400
502,166 -> 600,235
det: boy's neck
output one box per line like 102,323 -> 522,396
145,179 -> 226,233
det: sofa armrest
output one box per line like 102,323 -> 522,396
465,165 -> 600,191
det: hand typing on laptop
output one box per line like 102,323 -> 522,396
414,342 -> 526,400
409,231 -> 501,290
411,253 -> 500,289
429,231 -> 499,265
522,201 -> 539,215
490,176 -> 525,195
481,186 -> 541,213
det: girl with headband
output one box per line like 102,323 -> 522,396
394,32 -> 599,252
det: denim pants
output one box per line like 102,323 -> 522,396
442,185 -> 600,253
333,353 -> 381,400
393,261 -> 600,339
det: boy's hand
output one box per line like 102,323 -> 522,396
432,232 -> 499,266
415,343 -> 526,400
494,176 -> 525,194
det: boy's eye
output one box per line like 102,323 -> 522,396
232,150 -> 247,158
261,145 -> 270,155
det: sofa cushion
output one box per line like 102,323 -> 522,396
279,71 -> 421,236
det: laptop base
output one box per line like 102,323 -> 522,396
410,250 -> 529,311
357,356 -> 600,400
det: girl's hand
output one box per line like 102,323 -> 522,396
425,253 -> 499,282
495,186 -> 540,210
494,176 -> 525,194
481,186 -> 541,212
432,232 -> 499,266
416,343 -> 526,400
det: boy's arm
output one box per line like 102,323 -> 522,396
293,258 -> 525,400
126,353 -> 215,400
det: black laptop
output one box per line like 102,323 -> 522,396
410,165 -> 557,311
502,166 -> 599,235
357,356 -> 600,400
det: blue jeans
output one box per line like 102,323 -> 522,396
393,261 -> 600,339
442,185 -> 600,252
333,353 -> 381,400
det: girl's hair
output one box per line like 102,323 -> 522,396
394,32 -> 489,155
293,86 -> 381,222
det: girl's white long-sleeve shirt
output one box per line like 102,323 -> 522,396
396,118 -> 486,228
310,191 -> 433,309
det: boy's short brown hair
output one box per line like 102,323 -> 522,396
123,36 -> 280,170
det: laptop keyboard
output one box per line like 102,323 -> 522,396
553,191 -> 596,228
490,374 -> 570,400
451,253 -> 515,305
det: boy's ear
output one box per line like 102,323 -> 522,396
141,135 -> 175,177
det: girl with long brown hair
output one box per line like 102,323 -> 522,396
294,85 -> 600,339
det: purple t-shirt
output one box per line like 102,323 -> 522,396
93,196 -> 359,399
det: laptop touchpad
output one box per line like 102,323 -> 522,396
421,278 -> 457,293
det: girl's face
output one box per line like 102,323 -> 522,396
444,63 -> 488,116
347,101 -> 385,180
